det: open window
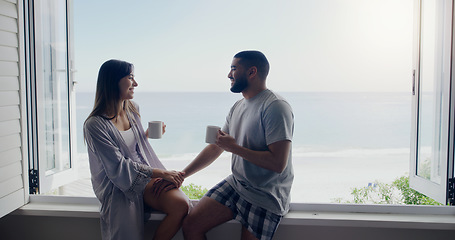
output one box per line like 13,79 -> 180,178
410,0 -> 455,205
26,0 -> 77,194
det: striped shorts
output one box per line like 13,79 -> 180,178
205,180 -> 282,240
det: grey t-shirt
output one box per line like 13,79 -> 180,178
223,89 -> 294,215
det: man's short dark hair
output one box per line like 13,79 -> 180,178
234,50 -> 270,79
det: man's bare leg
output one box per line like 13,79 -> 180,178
241,226 -> 259,240
182,196 -> 234,240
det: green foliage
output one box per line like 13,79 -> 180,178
181,183 -> 208,200
392,175 -> 442,205
334,175 -> 443,205
417,157 -> 431,180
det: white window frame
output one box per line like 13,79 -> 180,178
410,0 -> 454,204
26,0 -> 77,194
5,0 -> 453,223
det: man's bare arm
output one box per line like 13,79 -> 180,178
182,144 -> 224,178
216,130 -> 291,173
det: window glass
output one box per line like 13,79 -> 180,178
416,0 -> 447,184
408,0 -> 452,204
64,0 -> 417,203
39,0 -> 71,174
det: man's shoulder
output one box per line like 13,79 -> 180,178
262,90 -> 292,112
229,98 -> 245,111
262,89 -> 286,104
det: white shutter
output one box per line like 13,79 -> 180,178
0,0 -> 28,218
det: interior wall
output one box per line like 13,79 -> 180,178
0,214 -> 454,240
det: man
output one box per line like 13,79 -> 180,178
182,50 -> 294,240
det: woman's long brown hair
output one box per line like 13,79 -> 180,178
84,59 -> 139,141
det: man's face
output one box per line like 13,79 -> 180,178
228,58 -> 249,93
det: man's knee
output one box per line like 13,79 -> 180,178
182,207 -> 208,237
182,209 -> 197,230
182,213 -> 197,237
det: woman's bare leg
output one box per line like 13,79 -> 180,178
144,181 -> 190,240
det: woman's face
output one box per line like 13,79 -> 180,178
118,72 -> 138,100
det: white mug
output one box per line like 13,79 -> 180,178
205,125 -> 221,144
148,121 -> 163,139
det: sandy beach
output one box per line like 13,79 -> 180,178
162,149 -> 410,203
65,147 -> 410,203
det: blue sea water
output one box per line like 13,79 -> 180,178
76,91 -> 412,155
75,91 -> 412,202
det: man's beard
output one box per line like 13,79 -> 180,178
230,76 -> 248,93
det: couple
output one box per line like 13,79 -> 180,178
84,50 -> 294,240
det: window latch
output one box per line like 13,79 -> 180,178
448,178 -> 455,206
29,169 -> 39,194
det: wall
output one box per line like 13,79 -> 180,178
0,214 -> 454,240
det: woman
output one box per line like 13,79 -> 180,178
84,59 -> 189,240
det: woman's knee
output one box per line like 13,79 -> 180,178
174,197 -> 190,215
164,191 -> 190,216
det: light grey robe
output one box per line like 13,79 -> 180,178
84,103 -> 165,240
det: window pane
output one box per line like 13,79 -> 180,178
39,0 -> 71,173
64,1 -> 417,203
416,0 -> 446,184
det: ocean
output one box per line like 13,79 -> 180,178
75,91 -> 412,203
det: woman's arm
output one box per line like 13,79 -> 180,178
85,117 -> 157,198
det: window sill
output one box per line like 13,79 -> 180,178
12,196 -> 455,230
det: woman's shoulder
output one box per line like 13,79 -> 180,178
84,115 -> 109,131
130,100 -> 140,114
128,101 -> 141,119
130,100 -> 139,109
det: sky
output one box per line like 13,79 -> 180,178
73,0 -> 414,92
